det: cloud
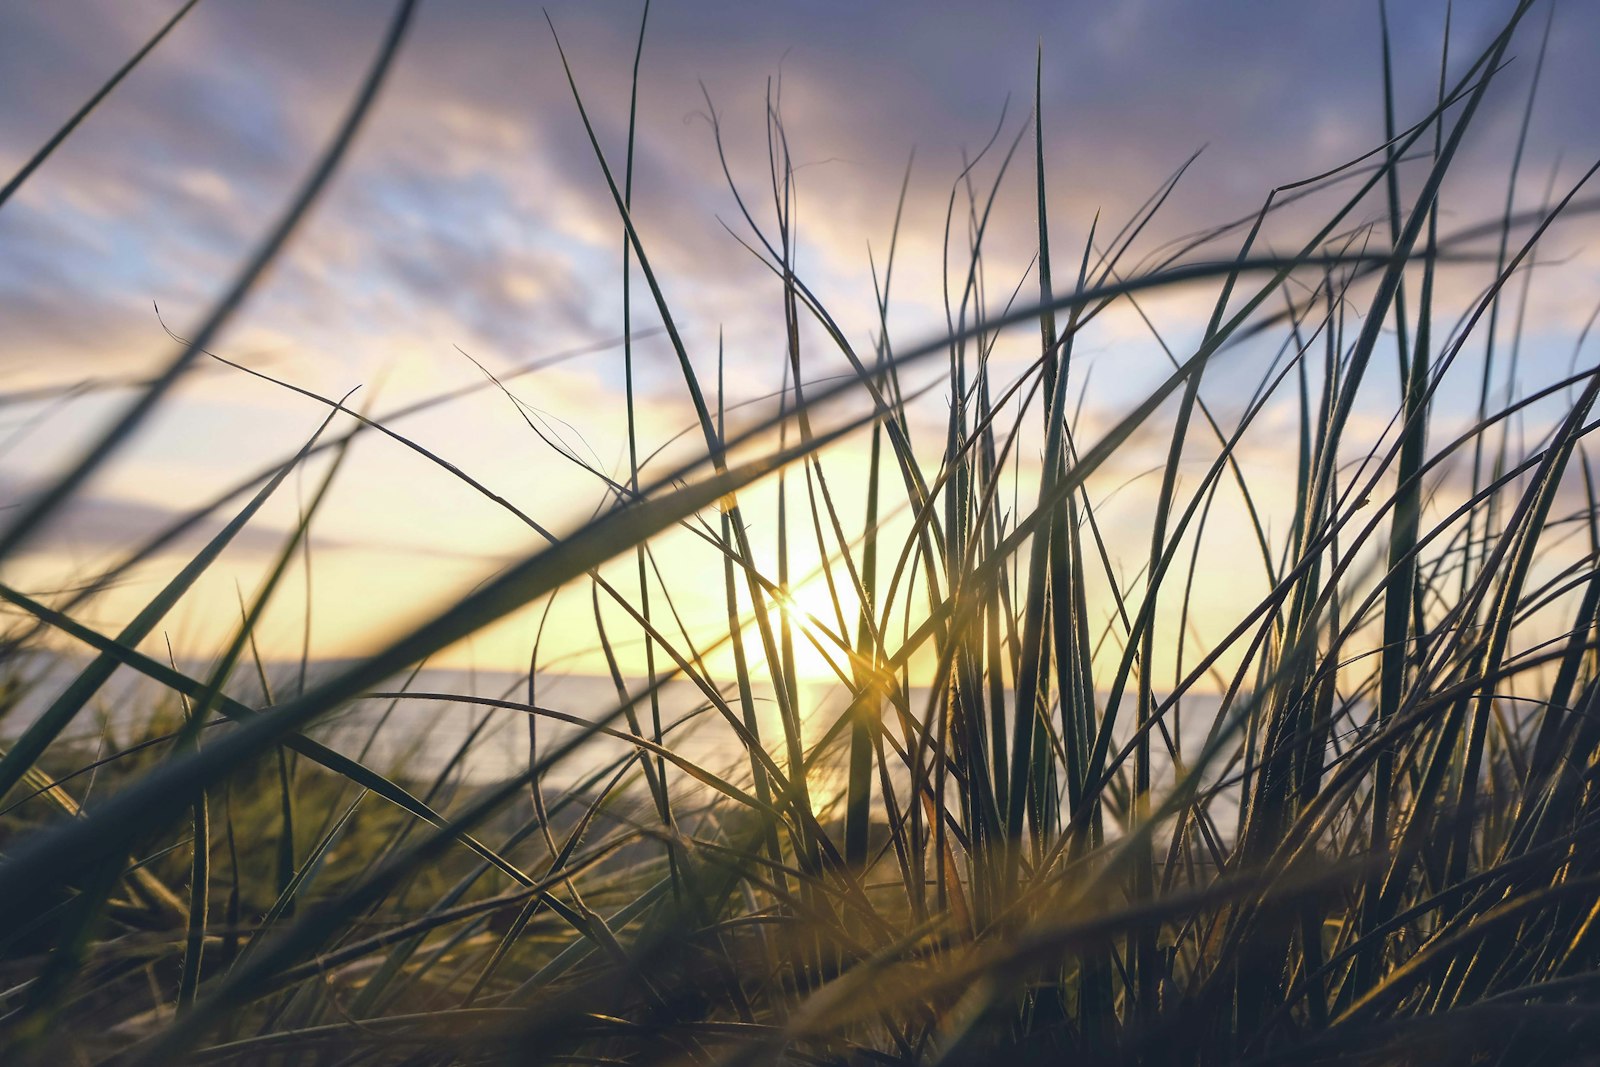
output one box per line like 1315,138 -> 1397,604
0,470 -> 303,566
1,0 -> 1595,673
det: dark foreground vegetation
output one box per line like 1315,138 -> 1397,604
4,1 -> 1600,1063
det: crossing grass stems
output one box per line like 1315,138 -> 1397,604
3,0 -> 1600,1063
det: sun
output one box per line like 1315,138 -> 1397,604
764,576 -> 860,683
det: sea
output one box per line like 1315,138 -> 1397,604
3,649 -> 1245,834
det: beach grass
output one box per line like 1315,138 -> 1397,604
4,0 -> 1600,1062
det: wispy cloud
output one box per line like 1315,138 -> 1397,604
1,0 -> 1595,670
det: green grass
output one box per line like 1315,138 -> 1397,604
4,0 -> 1600,1062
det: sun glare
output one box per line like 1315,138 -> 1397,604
764,577 -> 859,683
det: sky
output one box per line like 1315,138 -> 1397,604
0,0 -> 1596,681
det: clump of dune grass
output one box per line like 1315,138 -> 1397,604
4,0 -> 1600,1063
